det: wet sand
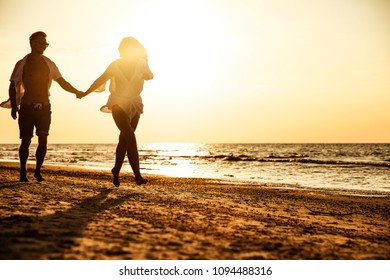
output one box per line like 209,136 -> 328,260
0,162 -> 389,260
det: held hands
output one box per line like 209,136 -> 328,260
76,91 -> 86,99
76,88 -> 93,99
76,91 -> 91,99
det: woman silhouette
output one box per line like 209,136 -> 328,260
83,37 -> 153,186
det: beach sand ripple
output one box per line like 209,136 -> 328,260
0,162 -> 389,260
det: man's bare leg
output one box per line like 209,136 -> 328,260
19,138 -> 31,182
34,135 -> 47,181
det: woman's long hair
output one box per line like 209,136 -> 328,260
118,37 -> 148,61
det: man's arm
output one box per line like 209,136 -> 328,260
9,81 -> 18,120
55,77 -> 83,98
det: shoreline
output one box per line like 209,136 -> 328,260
0,162 -> 389,259
1,160 -> 388,198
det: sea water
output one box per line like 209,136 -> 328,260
1,143 -> 389,196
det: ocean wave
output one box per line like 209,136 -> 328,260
139,153 -> 390,168
224,155 -> 390,168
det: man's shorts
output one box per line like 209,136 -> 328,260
18,101 -> 51,139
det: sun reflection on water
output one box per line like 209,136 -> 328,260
139,143 -> 208,178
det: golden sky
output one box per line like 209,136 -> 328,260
1,0 -> 389,143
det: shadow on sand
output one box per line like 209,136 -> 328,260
0,186 -> 137,259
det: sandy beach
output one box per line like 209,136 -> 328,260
0,162 -> 389,260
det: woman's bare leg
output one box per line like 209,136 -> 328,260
111,105 -> 146,186
111,133 -> 126,187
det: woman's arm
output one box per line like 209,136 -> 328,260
84,65 -> 112,97
140,59 -> 154,80
85,73 -> 109,94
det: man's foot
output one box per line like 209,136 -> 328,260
34,172 -> 45,182
20,173 -> 29,182
111,168 -> 120,187
135,177 -> 148,186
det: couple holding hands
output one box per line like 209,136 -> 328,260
2,31 -> 153,186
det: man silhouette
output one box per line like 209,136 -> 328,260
2,31 -> 83,182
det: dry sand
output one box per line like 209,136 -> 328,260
0,162 -> 389,260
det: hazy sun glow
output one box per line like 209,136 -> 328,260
134,2 -> 229,92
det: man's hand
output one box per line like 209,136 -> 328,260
11,107 -> 18,120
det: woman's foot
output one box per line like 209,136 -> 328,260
135,177 -> 148,186
111,168 -> 120,187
